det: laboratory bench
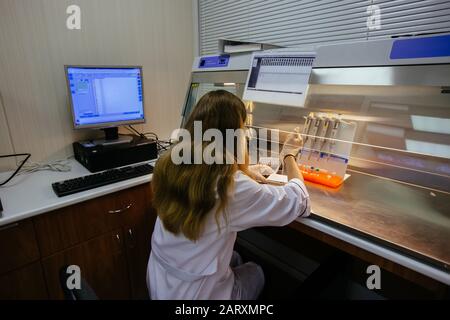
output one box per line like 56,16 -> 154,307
175,33 -> 450,298
298,168 -> 449,285
0,159 -> 156,299
0,159 -> 448,299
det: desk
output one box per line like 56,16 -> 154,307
293,170 -> 450,286
0,159 -> 156,299
0,159 -> 448,297
0,159 -> 155,227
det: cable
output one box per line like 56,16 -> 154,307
125,125 -> 169,154
142,131 -> 159,140
156,140 -> 170,152
18,159 -> 72,175
126,125 -> 146,139
0,153 -> 31,186
1,153 -> 73,187
128,125 -> 159,141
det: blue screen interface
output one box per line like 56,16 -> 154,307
390,34 -> 450,59
67,67 -> 144,127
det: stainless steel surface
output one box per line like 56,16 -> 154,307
191,70 -> 248,84
306,170 -> 450,270
313,34 -> 450,68
252,84 -> 450,193
310,65 -> 450,87
181,64 -> 450,272
250,81 -> 450,269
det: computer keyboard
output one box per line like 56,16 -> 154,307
52,163 -> 154,197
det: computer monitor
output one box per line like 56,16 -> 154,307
65,65 -> 145,145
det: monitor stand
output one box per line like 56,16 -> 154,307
91,127 -> 133,146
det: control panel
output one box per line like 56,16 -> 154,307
198,55 -> 230,68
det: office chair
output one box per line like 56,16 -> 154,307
59,265 -> 99,300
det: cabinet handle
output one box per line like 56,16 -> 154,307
108,203 -> 132,214
0,222 -> 19,231
115,234 -> 121,243
127,228 -> 136,249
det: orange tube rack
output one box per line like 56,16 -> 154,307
299,165 -> 344,188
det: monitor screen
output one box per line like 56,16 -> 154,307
66,66 -> 145,128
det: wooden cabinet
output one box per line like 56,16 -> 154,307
0,219 -> 40,274
0,262 -> 48,300
0,182 -> 157,300
42,230 -> 130,299
33,192 -> 123,257
119,185 -> 157,299
0,219 -> 48,299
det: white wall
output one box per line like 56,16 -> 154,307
0,92 -> 15,171
0,0 -> 194,169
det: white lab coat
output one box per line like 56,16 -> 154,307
147,170 -> 311,300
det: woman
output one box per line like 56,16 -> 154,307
147,90 -> 310,300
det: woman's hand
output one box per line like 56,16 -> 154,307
247,164 -> 274,183
279,127 -> 303,163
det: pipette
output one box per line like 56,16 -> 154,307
316,117 -> 331,161
307,117 -> 322,160
298,113 -> 313,159
327,118 -> 340,161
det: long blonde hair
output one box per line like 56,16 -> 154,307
152,90 -> 248,241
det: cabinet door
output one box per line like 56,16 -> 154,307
34,192 -> 123,257
0,262 -> 48,299
0,219 -> 40,274
42,230 -> 130,299
118,184 -> 156,299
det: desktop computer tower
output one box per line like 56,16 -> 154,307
73,136 -> 158,172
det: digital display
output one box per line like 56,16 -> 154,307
199,55 -> 230,68
66,67 -> 144,127
390,34 -> 450,60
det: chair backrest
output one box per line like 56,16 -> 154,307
59,265 -> 99,300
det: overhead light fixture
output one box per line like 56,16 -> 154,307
214,83 -> 236,87
411,115 -> 450,135
405,139 -> 450,158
